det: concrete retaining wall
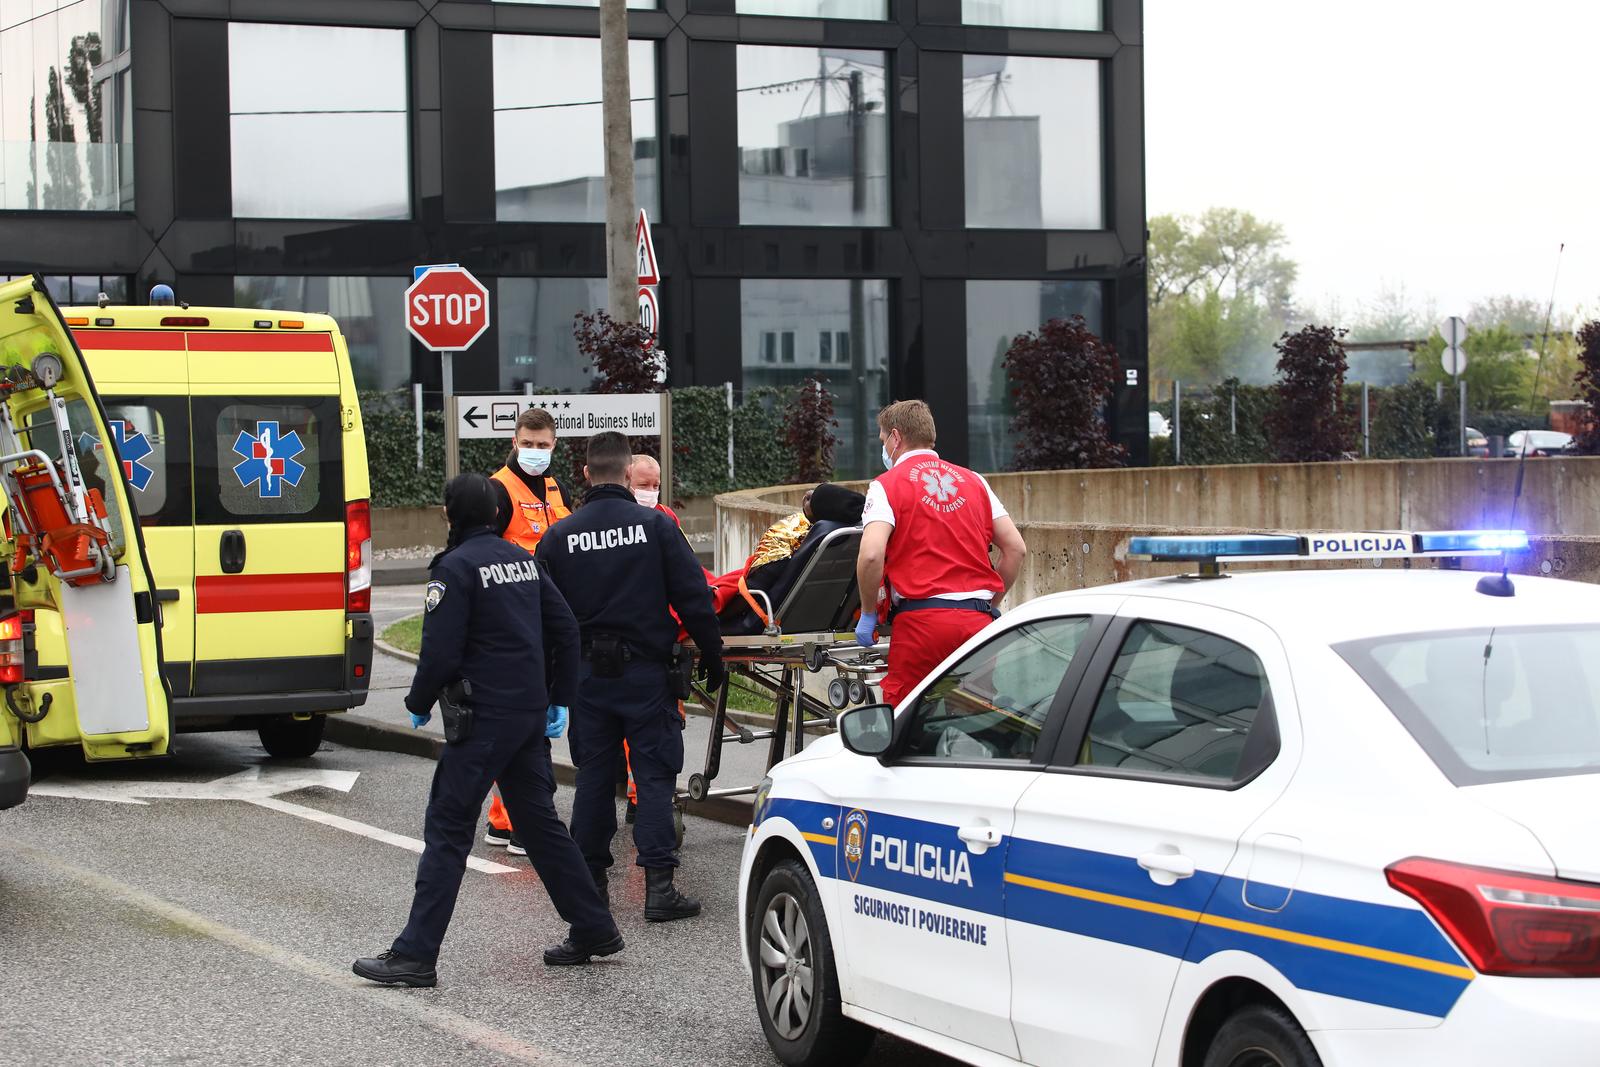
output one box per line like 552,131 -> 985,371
714,458 -> 1600,597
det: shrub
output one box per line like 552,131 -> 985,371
672,385 -> 733,497
1002,315 -> 1125,470
784,377 -> 838,484
732,387 -> 794,488
1268,325 -> 1354,462
1368,379 -> 1435,459
1576,321 -> 1600,455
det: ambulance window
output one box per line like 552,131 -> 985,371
100,398 -> 193,527
24,400 -> 127,558
900,616 -> 1093,764
1082,622 -> 1272,783
198,399 -> 341,523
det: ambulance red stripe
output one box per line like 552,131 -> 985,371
194,572 -> 346,614
186,333 -> 335,353
71,330 -> 186,351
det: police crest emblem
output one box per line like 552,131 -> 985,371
425,580 -> 446,613
842,809 -> 868,882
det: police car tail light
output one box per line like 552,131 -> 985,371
346,500 -> 372,613
0,610 -> 32,684
1387,858 -> 1600,977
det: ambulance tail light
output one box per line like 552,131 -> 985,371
346,499 -> 372,613
160,316 -> 209,327
1387,857 -> 1600,977
0,610 -> 34,684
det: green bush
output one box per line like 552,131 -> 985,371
673,386 -> 733,497
1368,380 -> 1435,458
732,387 -> 795,488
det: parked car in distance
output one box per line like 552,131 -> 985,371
1503,430 -> 1573,457
1465,427 -> 1489,457
1148,411 -> 1171,438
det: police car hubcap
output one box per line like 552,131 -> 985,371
759,892 -> 813,1040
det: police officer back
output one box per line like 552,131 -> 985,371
536,431 -> 726,921
354,473 -> 621,987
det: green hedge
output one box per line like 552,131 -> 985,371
359,385 -> 795,508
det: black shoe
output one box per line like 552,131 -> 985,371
353,949 -> 437,987
484,822 -> 511,847
624,799 -> 637,824
645,867 -> 701,923
543,930 -> 625,966
590,866 -> 610,908
507,831 -> 526,856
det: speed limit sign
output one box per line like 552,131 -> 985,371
638,286 -> 659,348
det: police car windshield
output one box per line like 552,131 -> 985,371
1337,625 -> 1600,785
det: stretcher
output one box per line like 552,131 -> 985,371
679,525 -> 888,811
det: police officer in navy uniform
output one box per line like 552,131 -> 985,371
354,473 -> 622,987
535,431 -> 726,921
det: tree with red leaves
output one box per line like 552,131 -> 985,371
1002,314 -> 1125,471
783,377 -> 837,484
1575,321 -> 1600,456
574,309 -> 663,395
1267,324 -> 1355,462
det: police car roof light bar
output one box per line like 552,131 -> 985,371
1128,530 -> 1530,568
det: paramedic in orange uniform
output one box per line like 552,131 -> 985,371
855,400 -> 1028,707
483,406 -> 575,852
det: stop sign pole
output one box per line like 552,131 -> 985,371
406,265 -> 491,481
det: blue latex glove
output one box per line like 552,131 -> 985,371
409,712 -> 431,730
545,704 -> 569,739
855,612 -> 878,648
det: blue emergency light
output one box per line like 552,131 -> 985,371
1128,530 -> 1530,564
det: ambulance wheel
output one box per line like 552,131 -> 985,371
1202,1004 -> 1322,1067
258,714 -> 326,759
751,859 -> 874,1067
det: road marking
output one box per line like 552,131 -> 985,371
253,795 -> 516,875
28,764 -> 517,875
3,842 -> 579,1067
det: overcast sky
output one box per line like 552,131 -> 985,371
1145,0 -> 1600,323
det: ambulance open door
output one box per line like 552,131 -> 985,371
0,276 -> 172,760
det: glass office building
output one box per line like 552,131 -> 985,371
0,0 -> 1148,472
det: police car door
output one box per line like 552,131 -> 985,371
831,606 -> 1110,1060
1004,599 -> 1298,1067
0,276 -> 171,758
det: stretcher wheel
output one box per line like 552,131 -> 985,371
847,680 -> 868,705
687,773 -> 708,802
674,807 -> 685,849
827,678 -> 849,709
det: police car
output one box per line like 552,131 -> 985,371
739,531 -> 1600,1067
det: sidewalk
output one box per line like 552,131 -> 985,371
327,643 -> 787,830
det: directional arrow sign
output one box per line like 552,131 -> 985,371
29,764 -> 517,875
462,405 -> 487,430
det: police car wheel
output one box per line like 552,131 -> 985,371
750,859 -> 873,1067
257,714 -> 327,759
1201,1004 -> 1321,1067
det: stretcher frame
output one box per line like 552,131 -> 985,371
679,526 -> 887,809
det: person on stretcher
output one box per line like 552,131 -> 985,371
708,483 -> 866,634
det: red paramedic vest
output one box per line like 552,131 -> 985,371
875,454 -> 1002,603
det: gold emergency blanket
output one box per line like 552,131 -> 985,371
748,512 -> 811,573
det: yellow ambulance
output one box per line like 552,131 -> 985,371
0,275 -> 374,808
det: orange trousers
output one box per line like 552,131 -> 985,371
487,701 -> 687,831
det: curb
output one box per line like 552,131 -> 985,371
374,636 -> 419,664
324,711 -> 756,830
374,563 -> 431,586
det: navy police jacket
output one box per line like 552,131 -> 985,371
404,527 -> 581,715
535,483 -> 722,665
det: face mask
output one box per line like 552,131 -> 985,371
634,488 -> 660,508
517,447 -> 552,476
881,445 -> 894,470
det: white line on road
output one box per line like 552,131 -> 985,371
4,842 -> 580,1067
251,795 -> 517,875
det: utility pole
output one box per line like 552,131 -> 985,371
600,0 -> 636,322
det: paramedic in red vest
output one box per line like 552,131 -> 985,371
491,407 -> 574,552
855,400 -> 1028,706
483,405 -> 575,853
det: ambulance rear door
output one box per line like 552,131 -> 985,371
72,327 -> 196,699
0,276 -> 172,759
186,332 -> 348,705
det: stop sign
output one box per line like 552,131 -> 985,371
405,266 -> 490,352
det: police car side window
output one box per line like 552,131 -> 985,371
1082,621 -> 1270,783
900,616 -> 1092,764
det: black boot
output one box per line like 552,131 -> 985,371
644,867 -> 701,922
352,949 -> 437,987
590,866 -> 610,908
543,928 -> 625,966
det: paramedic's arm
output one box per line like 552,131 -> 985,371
992,515 -> 1028,599
405,559 -> 470,715
857,521 -> 892,618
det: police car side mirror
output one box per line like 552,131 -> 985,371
839,704 -> 894,758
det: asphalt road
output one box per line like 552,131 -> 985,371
2,728 -> 951,1066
